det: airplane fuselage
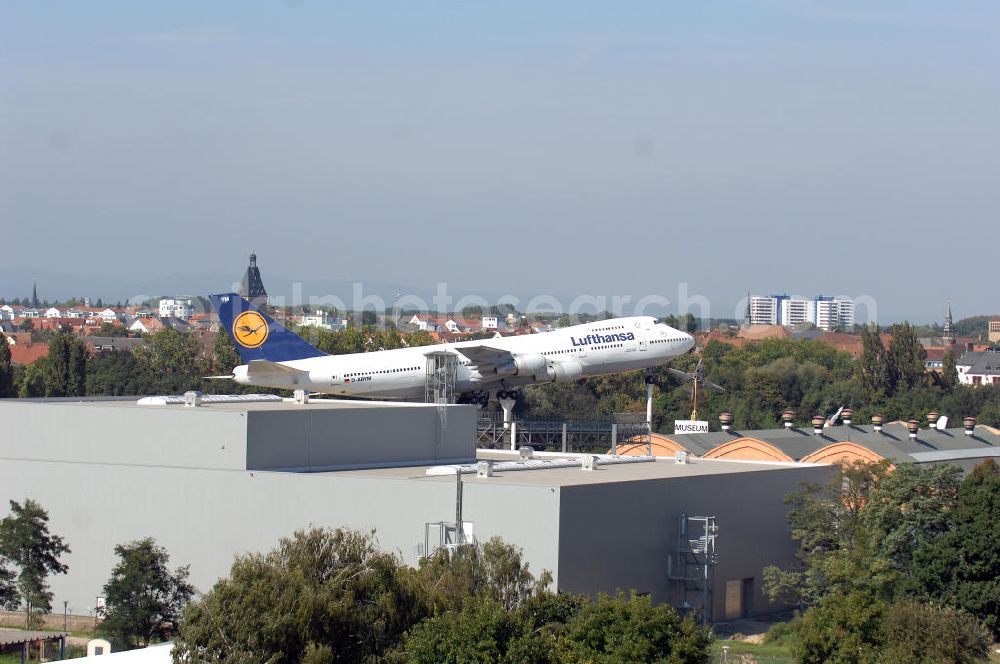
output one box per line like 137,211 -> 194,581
232,316 -> 695,398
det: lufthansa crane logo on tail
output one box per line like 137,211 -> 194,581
232,311 -> 269,349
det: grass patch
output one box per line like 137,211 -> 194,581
709,639 -> 795,663
710,640 -> 792,656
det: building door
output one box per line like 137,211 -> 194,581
724,580 -> 742,620
724,578 -> 754,620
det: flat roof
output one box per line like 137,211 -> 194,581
3,396 -> 464,413
319,455 -> 814,488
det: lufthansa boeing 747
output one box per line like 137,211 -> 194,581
210,293 -> 695,403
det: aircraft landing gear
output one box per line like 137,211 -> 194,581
644,371 -> 655,456
495,389 -> 521,451
459,391 -> 490,408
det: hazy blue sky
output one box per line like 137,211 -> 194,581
2,2 -> 997,320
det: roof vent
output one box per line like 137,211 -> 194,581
581,455 -> 599,472
476,460 -> 494,478
906,419 -> 919,440
872,414 -> 884,433
782,409 -> 795,428
841,408 -> 853,425
183,391 -> 203,408
718,412 -> 734,433
293,389 -> 309,405
964,416 -> 976,436
811,415 -> 825,435
927,411 -> 940,427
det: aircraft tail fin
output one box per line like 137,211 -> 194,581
210,293 -> 327,364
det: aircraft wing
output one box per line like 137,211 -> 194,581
246,359 -> 308,380
456,345 -> 514,373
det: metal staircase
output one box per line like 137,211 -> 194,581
667,513 -> 718,624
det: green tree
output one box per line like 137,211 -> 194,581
861,463 -> 962,596
0,333 -> 13,397
762,461 -> 891,609
172,528 -> 427,664
0,555 -> 16,610
522,382 -> 600,422
133,328 -> 205,393
95,322 -> 129,337
912,460 -> 1000,638
791,595 -> 990,664
555,591 -> 711,664
792,591 -> 884,664
17,359 -> 47,397
0,499 -> 71,627
401,595 -> 552,664
99,538 -> 195,649
978,401 -> 1000,428
416,538 -> 552,613
36,334 -> 88,397
878,601 -> 990,664
396,539 -> 572,663
886,322 -> 927,393
211,328 -> 241,375
941,346 -> 959,390
953,315 -> 993,338
858,324 -> 890,397
85,352 -> 155,396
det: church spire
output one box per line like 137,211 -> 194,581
744,291 -> 752,328
944,301 -> 954,343
240,252 -> 268,308
31,281 -> 39,307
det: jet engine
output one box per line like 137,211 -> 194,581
548,359 -> 583,382
495,353 -> 549,378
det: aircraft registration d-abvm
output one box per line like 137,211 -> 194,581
210,293 -> 696,404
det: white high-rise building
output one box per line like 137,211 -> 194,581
748,294 -> 855,331
159,298 -> 194,320
812,296 -> 856,331
814,298 -> 837,331
749,296 -> 780,326
836,299 -> 855,329
781,298 -> 814,327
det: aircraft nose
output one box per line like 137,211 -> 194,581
683,333 -> 696,352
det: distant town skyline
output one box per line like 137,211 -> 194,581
0,265 -> 993,326
2,3 -> 998,321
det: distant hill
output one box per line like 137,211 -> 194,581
955,315 -> 997,339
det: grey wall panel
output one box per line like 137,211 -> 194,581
0,402 -> 248,470
243,411 -> 311,470
557,465 -> 833,620
245,406 -> 477,470
0,400 -> 476,473
460,480 -> 562,588
0,461 -> 453,612
0,460 -> 561,616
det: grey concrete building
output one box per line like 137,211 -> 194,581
0,397 -> 831,624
